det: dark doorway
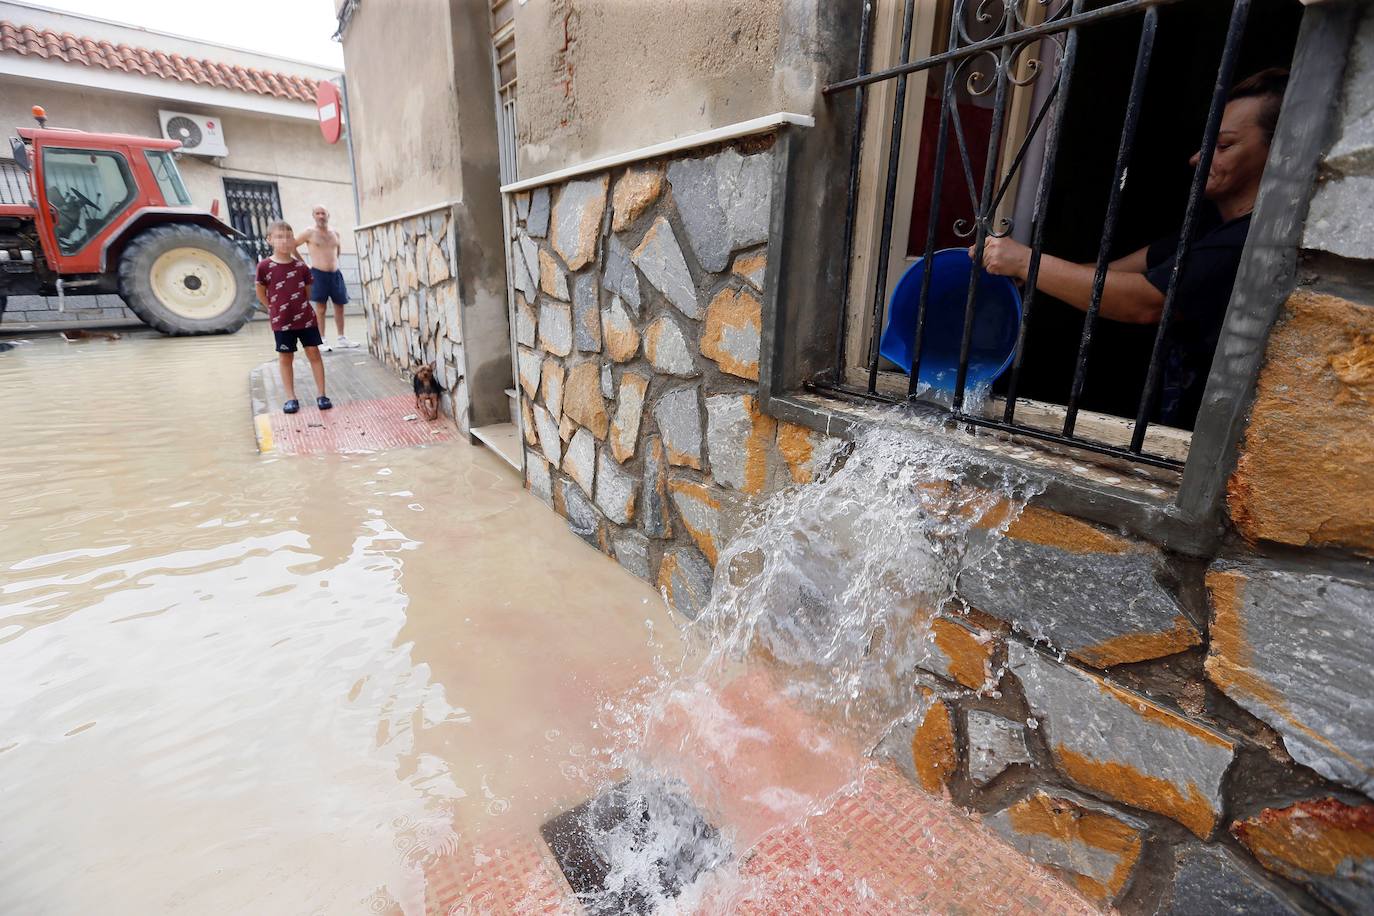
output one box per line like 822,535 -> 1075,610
998,0 -> 1304,422
223,178 -> 283,263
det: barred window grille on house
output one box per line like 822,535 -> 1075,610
819,0 -> 1303,472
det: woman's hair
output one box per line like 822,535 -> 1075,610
1230,68 -> 1289,145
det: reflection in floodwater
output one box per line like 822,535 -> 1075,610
0,326 -> 1063,915
0,327 -> 679,914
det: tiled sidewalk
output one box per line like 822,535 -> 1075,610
374,675 -> 1099,915
249,349 -> 455,455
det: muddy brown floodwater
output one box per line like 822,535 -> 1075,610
0,325 -> 680,914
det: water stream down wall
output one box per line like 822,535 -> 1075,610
357,126 -> 1374,913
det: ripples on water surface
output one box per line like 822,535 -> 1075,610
0,327 -> 679,914
1,325 -> 1040,915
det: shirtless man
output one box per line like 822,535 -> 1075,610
296,206 -> 358,350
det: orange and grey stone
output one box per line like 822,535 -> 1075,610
562,427 -> 595,498
550,175 -> 607,271
516,346 -> 542,398
425,235 -> 450,284
538,248 -> 570,300
644,312 -> 699,377
558,412 -> 575,443
611,529 -> 652,580
632,217 -> 699,318
602,234 -> 641,312
532,402 -> 561,466
985,788 -> 1146,907
1205,562 -> 1374,796
668,478 -> 723,565
641,435 -> 673,539
704,392 -> 777,494
608,371 -> 650,463
601,294 -> 640,362
652,386 -> 702,469
700,286 -> 762,381
1233,797 -> 1374,915
959,506 -> 1201,667
571,271 -> 601,353
1229,290 -> 1374,553
594,450 -> 636,525
657,544 -> 713,619
524,451 -> 551,504
1158,843 -> 1305,915
911,693 -> 958,794
923,614 -> 997,691
526,186 -> 550,237
510,237 -> 535,299
556,477 -> 603,549
666,147 -> 773,273
732,248 -> 767,290
775,420 -> 832,484
561,360 -> 609,439
539,359 -> 565,421
1008,642 -> 1236,839
611,165 -> 662,231
537,299 -> 572,357
965,709 -> 1032,787
520,395 -> 538,447
515,293 -> 537,347
517,231 -> 540,291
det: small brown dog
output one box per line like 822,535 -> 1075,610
413,363 -> 442,421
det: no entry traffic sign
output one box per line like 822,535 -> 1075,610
316,80 -> 342,144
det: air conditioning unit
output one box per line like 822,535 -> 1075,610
158,110 -> 228,157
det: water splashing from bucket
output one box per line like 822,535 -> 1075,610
555,417 -> 1040,912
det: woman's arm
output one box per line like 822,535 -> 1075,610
976,237 -> 1164,325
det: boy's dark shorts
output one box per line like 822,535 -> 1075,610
274,327 -> 323,352
310,268 -> 349,305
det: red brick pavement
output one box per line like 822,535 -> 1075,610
261,394 -> 455,456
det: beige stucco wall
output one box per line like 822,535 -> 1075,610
338,0 -> 465,223
512,0 -> 812,177
0,77 -> 357,251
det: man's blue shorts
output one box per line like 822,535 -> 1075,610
309,268 -> 349,305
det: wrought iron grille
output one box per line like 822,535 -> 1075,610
820,0 -> 1260,469
223,178 -> 283,262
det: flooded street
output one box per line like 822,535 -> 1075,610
0,325 -> 1097,916
0,326 -> 679,914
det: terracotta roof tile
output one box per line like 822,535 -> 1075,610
0,19 -> 320,102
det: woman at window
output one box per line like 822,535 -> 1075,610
975,69 -> 1288,429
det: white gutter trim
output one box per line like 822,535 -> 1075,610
352,198 -> 461,232
499,111 -> 815,194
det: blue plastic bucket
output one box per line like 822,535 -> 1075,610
878,248 -> 1022,392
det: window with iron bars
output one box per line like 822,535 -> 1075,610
819,0 -> 1302,470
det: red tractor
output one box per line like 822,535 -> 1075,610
1,107 -> 255,335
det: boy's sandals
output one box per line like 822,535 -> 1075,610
283,399 -> 300,414
317,396 -> 334,410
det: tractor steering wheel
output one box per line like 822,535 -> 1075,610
68,186 -> 98,211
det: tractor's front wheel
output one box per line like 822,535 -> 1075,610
119,225 -> 255,335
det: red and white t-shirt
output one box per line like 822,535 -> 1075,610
255,257 -> 316,331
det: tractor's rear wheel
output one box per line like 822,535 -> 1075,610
118,225 -> 255,335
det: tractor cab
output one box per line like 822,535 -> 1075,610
1,106 -> 254,335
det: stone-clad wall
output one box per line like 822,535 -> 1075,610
354,209 -> 470,431
875,493 -> 1374,915
509,137 -> 830,616
875,21 -> 1374,911
511,132 -> 1374,914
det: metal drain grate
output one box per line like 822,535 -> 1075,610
540,779 -> 731,915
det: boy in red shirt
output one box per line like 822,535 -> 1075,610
255,220 -> 332,414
